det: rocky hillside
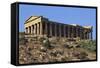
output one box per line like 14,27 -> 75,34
19,36 -> 96,64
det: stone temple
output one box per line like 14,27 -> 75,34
24,16 -> 93,40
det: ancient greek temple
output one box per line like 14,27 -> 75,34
24,16 -> 93,40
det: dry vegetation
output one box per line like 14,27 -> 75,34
19,33 -> 96,64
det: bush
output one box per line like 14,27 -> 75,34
42,38 -> 51,49
19,38 -> 28,45
40,47 -> 47,52
79,40 -> 96,52
38,37 -> 46,43
72,51 -> 88,60
63,44 -> 73,49
63,44 -> 69,48
75,45 -> 81,48
50,50 -> 64,57
77,51 -> 88,60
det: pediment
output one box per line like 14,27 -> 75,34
25,16 -> 41,23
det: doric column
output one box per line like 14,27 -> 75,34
37,23 -> 39,35
27,28 -> 28,34
85,32 -> 87,40
81,29 -> 83,39
36,24 -> 37,35
66,25 -> 68,38
78,27 -> 80,39
87,32 -> 89,39
70,26 -> 72,38
91,31 -> 92,40
55,23 -> 57,37
27,27 -> 29,33
59,24 -> 61,37
83,29 -> 85,40
87,33 -> 88,39
31,25 -> 33,34
29,26 -> 31,34
68,25 -> 70,38
84,33 -> 86,39
38,22 -> 40,35
91,27 -> 93,40
40,22 -> 43,35
76,27 -> 78,38
45,22 -> 48,35
31,26 -> 33,34
34,24 -> 36,35
84,32 -> 85,40
32,25 -> 34,35
71,26 -> 73,38
50,23 -> 52,37
81,28 -> 84,39
64,25 -> 66,37
86,33 -> 88,39
80,28 -> 82,39
25,27 -> 27,34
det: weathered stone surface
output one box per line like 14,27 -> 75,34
19,38 -> 96,64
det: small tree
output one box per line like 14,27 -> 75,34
79,40 -> 96,52
42,38 -> 51,49
38,37 -> 46,43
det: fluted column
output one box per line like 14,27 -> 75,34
66,25 -> 68,38
50,23 -> 52,37
71,26 -> 73,38
85,31 -> 87,40
29,26 -> 31,34
25,27 -> 27,34
38,22 -> 40,35
76,27 -> 77,38
83,29 -> 86,39
34,24 -> 36,35
59,24 -> 61,37
77,27 -> 79,38
91,27 -> 93,40
37,23 -> 39,35
40,22 -> 43,35
81,28 -> 84,39
81,29 -> 83,39
78,27 -> 80,39
27,28 -> 28,34
31,25 -> 33,34
27,27 -> 30,34
80,28 -> 82,39
86,32 -> 88,40
68,25 -> 70,38
45,22 -> 47,36
55,23 -> 57,37
64,25 -> 66,37
84,33 -> 86,40
91,31 -> 92,40
70,26 -> 72,38
87,33 -> 89,39
31,26 -> 33,34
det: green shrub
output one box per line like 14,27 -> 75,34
38,37 -> 46,43
63,44 -> 73,49
42,38 -> 51,49
77,51 -> 88,60
40,47 -> 47,52
79,40 -> 96,52
19,38 -> 28,45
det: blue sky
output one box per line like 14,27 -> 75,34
19,4 -> 96,39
